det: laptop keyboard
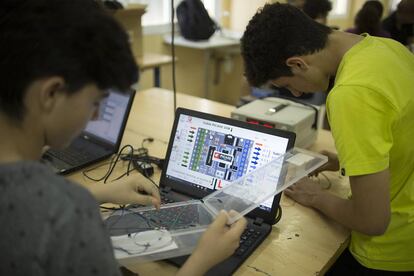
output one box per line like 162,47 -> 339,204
236,227 -> 263,256
106,201 -> 205,236
47,148 -> 97,165
161,194 -> 175,204
122,193 -> 264,257
138,204 -> 200,230
160,194 -> 264,257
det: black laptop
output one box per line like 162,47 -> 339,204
158,108 -> 296,275
42,89 -> 135,175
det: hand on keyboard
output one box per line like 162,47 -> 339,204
177,210 -> 247,276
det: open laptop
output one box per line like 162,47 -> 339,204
42,89 -> 135,175
157,108 -> 296,275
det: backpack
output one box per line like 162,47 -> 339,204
103,0 -> 123,10
176,0 -> 217,41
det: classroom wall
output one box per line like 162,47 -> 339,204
138,0 -> 395,106
222,0 -> 291,30
227,0 -> 268,31
222,0 -> 393,32
326,0 -> 392,30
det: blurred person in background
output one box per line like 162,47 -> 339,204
382,0 -> 414,46
302,0 -> 333,25
346,1 -> 391,38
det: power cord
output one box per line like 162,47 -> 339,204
274,205 -> 282,224
82,144 -> 134,183
81,138 -> 163,211
120,138 -> 165,177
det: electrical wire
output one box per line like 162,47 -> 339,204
171,0 -> 177,114
145,176 -> 159,189
319,172 -> 332,190
81,138 -> 160,211
107,203 -> 198,235
82,144 -> 134,183
274,205 -> 282,224
141,137 -> 154,149
104,145 -> 134,183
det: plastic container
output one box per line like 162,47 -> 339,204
104,147 -> 327,264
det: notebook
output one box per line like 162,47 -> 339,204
158,107 -> 296,275
42,89 -> 135,175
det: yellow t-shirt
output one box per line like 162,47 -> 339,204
326,34 -> 414,271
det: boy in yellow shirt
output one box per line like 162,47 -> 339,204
241,3 -> 414,274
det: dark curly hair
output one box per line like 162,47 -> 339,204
303,0 -> 332,20
0,0 -> 138,120
362,0 -> 384,18
355,5 -> 382,35
241,3 -> 332,87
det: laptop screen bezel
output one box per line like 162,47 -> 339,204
80,89 -> 136,151
159,107 -> 296,225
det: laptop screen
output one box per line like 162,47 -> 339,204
165,112 -> 291,212
83,90 -> 130,145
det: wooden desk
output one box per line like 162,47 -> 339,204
71,88 -> 350,275
164,34 -> 240,99
137,53 -> 174,88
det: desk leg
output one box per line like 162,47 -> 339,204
154,67 -> 160,88
204,50 -> 211,99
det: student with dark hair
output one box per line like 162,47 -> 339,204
363,0 -> 384,18
287,0 -> 305,9
242,0 -> 332,105
0,0 -> 246,275
241,3 -> 414,274
382,0 -> 414,46
302,0 -> 332,25
346,2 -> 391,38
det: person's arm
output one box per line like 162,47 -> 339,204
176,211 -> 247,276
285,168 -> 391,236
46,184 -> 123,276
86,175 -> 161,208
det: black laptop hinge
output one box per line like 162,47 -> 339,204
253,217 -> 264,226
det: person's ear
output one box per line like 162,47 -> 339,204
38,77 -> 66,114
286,57 -> 309,74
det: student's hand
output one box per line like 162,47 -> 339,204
177,211 -> 247,276
284,177 -> 325,207
87,175 -> 161,209
41,145 -> 51,155
310,150 -> 339,176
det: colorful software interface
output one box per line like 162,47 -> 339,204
83,91 -> 129,144
166,114 -> 290,210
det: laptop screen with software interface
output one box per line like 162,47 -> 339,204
83,90 -> 130,145
165,112 -> 291,212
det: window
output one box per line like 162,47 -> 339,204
119,0 -> 217,27
390,0 -> 401,11
329,0 -> 349,17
